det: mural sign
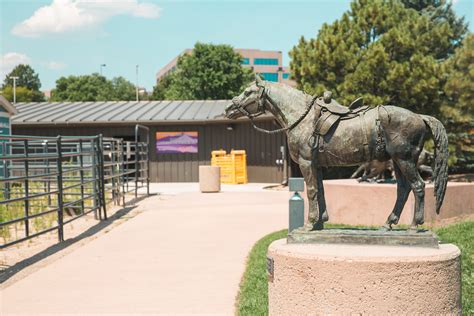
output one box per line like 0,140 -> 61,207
156,131 -> 198,154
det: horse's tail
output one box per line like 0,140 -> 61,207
421,115 -> 449,214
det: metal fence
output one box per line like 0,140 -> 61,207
0,128 -> 149,249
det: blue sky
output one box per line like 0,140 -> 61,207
1,0 -> 472,92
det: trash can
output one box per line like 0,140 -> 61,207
199,165 -> 221,193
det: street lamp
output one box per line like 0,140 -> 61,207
11,76 -> 19,104
100,64 -> 106,76
135,64 -> 139,101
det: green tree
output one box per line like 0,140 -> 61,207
1,86 -> 44,103
3,64 -> 42,91
52,74 -> 111,101
289,0 -> 468,116
400,0 -> 467,53
442,33 -> 474,172
151,74 -> 174,100
111,76 -> 136,101
155,42 -> 253,100
1,64 -> 44,102
443,33 -> 474,123
52,74 -> 140,101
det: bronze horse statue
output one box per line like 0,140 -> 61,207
225,77 -> 448,231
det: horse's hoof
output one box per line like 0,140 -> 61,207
380,224 -> 391,231
387,214 -> 399,225
407,226 -> 419,234
312,222 -> 324,231
321,212 -> 329,222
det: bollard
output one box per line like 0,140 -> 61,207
288,177 -> 305,233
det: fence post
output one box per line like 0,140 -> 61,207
91,138 -> 99,220
43,140 -> 52,206
288,177 -> 305,233
135,137 -> 138,199
23,139 -> 30,238
78,139 -> 85,215
56,136 -> 64,242
98,134 -> 107,220
145,130 -> 150,196
120,139 -> 126,207
109,140 -> 117,206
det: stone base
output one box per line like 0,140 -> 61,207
268,239 -> 461,315
288,228 -> 439,248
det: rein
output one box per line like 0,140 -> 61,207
241,91 -> 317,135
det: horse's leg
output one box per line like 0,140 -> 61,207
383,162 -> 411,230
308,153 -> 327,229
298,158 -> 320,229
396,159 -> 426,230
315,167 -> 328,224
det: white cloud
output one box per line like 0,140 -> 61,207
0,52 -> 31,79
12,0 -> 161,38
47,61 -> 67,70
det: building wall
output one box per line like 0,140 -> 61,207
13,120 -> 287,183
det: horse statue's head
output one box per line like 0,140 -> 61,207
225,75 -> 267,120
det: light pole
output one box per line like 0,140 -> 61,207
11,76 -> 19,104
100,64 -> 106,76
135,64 -> 139,101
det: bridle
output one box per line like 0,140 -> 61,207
234,85 -> 316,135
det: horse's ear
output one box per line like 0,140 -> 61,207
255,74 -> 263,86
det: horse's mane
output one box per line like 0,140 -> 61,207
265,81 -> 309,101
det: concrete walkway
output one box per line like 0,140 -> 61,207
1,183 -> 288,315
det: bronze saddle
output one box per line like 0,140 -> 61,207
312,91 -> 386,160
313,91 -> 369,136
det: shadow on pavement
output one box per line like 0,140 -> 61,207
0,204 -> 138,284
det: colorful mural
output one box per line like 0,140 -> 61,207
156,131 -> 198,154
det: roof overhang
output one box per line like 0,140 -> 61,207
0,95 -> 18,115
11,116 -> 274,127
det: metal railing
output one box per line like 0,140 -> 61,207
0,128 -> 150,249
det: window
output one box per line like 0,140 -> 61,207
282,73 -> 290,79
253,58 -> 279,65
241,58 -> 250,65
259,73 -> 279,82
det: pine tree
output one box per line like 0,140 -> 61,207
289,0 -> 468,116
442,34 -> 474,172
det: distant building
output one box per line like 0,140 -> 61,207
156,48 -> 295,86
43,90 -> 52,100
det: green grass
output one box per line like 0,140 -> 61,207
237,229 -> 287,316
436,221 -> 474,314
236,221 -> 474,316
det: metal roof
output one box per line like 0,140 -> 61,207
11,100 -> 240,125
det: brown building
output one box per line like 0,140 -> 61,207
156,48 -> 295,86
11,100 -> 289,183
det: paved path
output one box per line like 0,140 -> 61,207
1,183 -> 288,315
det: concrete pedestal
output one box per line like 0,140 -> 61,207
268,239 -> 461,315
199,166 -> 221,193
